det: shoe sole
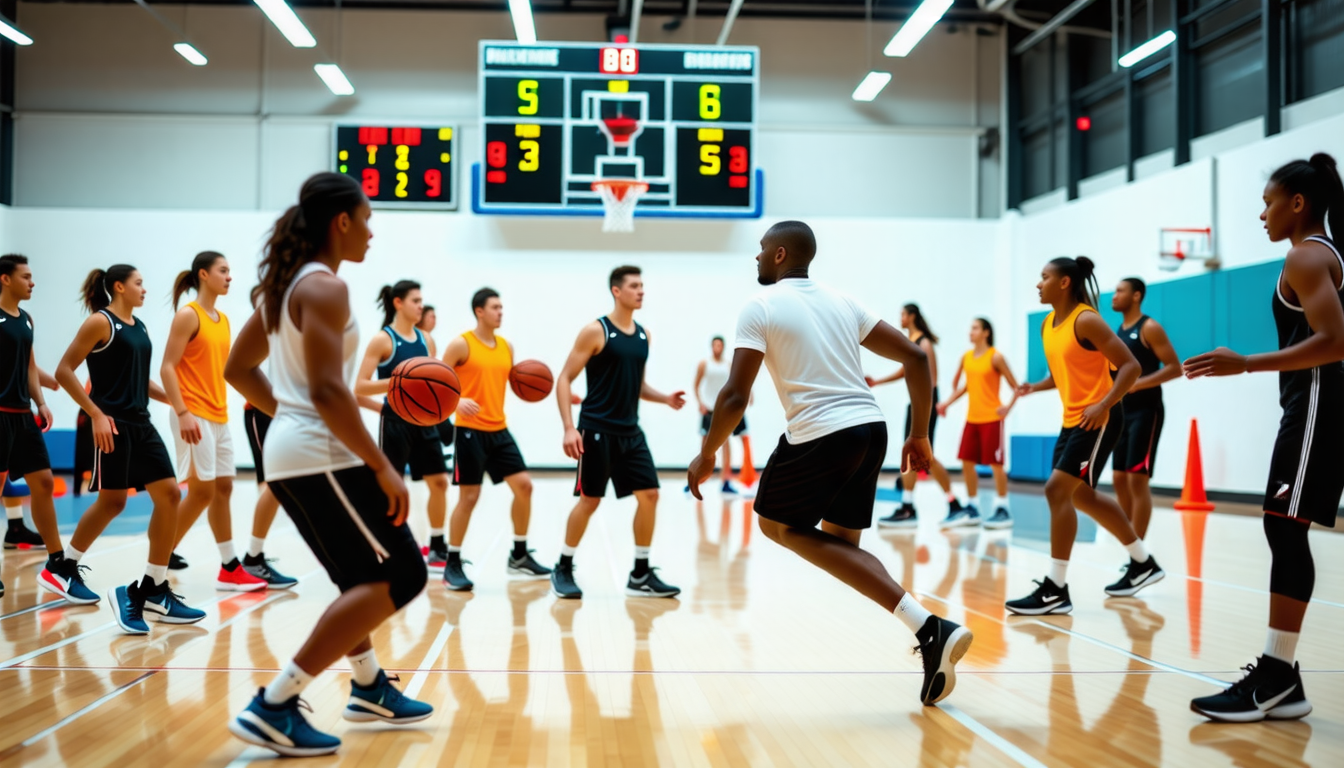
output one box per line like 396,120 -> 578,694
877,521 -> 919,530
442,581 -> 474,592
342,708 -> 434,724
625,588 -> 681,598
143,607 -> 207,625
215,580 -> 268,593
983,521 -> 1014,530
924,626 -> 974,705
1005,602 -> 1073,616
507,567 -> 552,580
427,564 -> 447,575
4,542 -> 46,550
551,588 -> 583,600
1104,570 -> 1166,597
107,589 -> 149,635
228,719 -> 339,757
38,572 -> 101,605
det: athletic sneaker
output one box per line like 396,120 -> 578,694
0,578 -> 4,597
425,545 -> 448,574
39,557 -> 100,604
983,507 -> 1013,530
168,552 -> 189,570
914,615 -> 974,705
551,561 -> 582,600
721,480 -> 739,496
242,553 -> 299,589
626,568 -> 681,598
508,550 -> 552,579
230,689 -> 341,757
108,583 -> 150,635
139,578 -> 207,624
4,523 -> 45,550
1104,556 -> 1165,597
939,504 -> 981,529
877,504 -> 919,529
1190,656 -> 1313,723
443,559 -> 474,592
344,670 -> 434,724
217,559 -> 269,592
1005,577 -> 1073,615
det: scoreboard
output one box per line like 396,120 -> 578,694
475,41 -> 761,218
334,125 -> 457,209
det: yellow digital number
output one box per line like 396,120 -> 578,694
366,145 -> 378,165
700,144 -> 721,175
395,172 -> 409,198
516,124 -> 541,172
699,84 -> 722,120
519,79 -> 539,116
395,145 -> 410,171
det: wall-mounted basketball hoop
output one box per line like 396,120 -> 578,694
1159,227 -> 1216,272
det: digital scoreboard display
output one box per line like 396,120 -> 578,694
334,125 -> 457,210
475,41 -> 762,218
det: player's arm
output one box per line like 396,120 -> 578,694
425,334 -> 437,359
861,320 -> 932,473
639,330 -> 686,409
36,365 -> 58,391
693,360 -> 708,414
160,307 -> 203,444
148,379 -> 171,406
1075,311 -> 1140,430
1131,319 -> 1183,391
225,310 -> 276,417
28,351 -> 53,431
1187,243 -> 1344,376
557,322 -> 603,459
937,358 -> 967,416
865,366 -> 905,387
354,333 -> 393,397
56,314 -> 116,453
689,349 -> 762,500
993,352 -> 1023,417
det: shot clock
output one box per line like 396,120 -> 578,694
334,125 -> 457,210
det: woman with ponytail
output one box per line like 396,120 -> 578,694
54,264 -> 207,634
1187,153 -> 1344,723
1006,256 -> 1161,617
224,172 -> 430,757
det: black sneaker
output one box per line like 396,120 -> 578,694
914,616 -> 974,705
939,503 -> 981,529
626,568 -> 681,598
507,550 -> 552,579
983,507 -> 1013,530
551,561 -> 582,600
168,552 -> 189,570
1104,556 -> 1165,597
878,504 -> 919,530
1005,577 -> 1072,615
1190,655 -> 1312,722
4,523 -> 46,550
242,553 -> 299,589
443,559 -> 474,592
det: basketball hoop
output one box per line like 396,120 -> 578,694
592,178 -> 648,233
1158,240 -> 1186,272
1159,227 -> 1214,272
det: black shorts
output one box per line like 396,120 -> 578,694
453,427 -> 527,486
755,421 -> 888,531
379,403 -> 448,481
1113,405 -> 1164,477
0,411 -> 50,478
244,408 -> 272,484
269,465 -> 425,606
700,412 -> 747,437
575,428 -> 659,499
436,421 -> 456,448
75,412 -> 95,478
89,419 -> 176,492
1264,396 -> 1344,526
1051,404 -> 1124,489
904,387 -> 940,443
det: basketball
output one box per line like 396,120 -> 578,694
389,356 -> 460,426
509,359 -> 554,402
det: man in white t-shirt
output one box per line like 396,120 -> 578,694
687,220 -> 974,707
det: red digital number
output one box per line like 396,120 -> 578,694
425,169 -> 442,197
487,141 -> 508,169
362,168 -> 380,197
391,127 -> 422,146
358,127 -> 388,146
729,146 -> 748,174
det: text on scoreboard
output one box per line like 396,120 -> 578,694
334,125 -> 457,209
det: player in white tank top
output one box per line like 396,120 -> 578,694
692,336 -> 752,494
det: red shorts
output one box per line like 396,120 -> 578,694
958,420 -> 1005,466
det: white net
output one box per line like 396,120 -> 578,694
593,180 -> 648,233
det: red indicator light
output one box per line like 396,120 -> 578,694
1076,116 -> 1092,131
486,170 -> 507,184
600,47 -> 639,75
358,126 -> 389,145
487,141 -> 508,169
613,34 -> 629,44
729,175 -> 748,189
391,127 -> 422,146
361,168 -> 380,196
425,169 -> 442,197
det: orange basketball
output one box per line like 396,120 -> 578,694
509,359 -> 554,403
389,357 -> 460,427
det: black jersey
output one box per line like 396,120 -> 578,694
1273,235 -> 1344,415
376,326 -> 429,380
578,316 -> 648,436
86,310 -> 153,424
0,307 -> 33,410
1117,315 -> 1163,411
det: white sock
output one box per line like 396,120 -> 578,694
994,495 -> 1010,511
900,490 -> 914,504
265,661 -> 316,705
145,563 -> 168,585
248,536 -> 266,558
448,545 -> 462,553
634,546 -> 651,560
560,544 -> 577,558
1049,559 -> 1069,588
5,505 -> 20,520
430,527 -> 445,538
68,545 -> 87,564
514,535 -> 527,542
1124,538 -> 1150,563
218,540 -> 236,565
348,648 -> 381,687
893,593 -> 933,634
1265,628 -> 1300,665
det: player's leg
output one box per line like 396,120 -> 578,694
1004,468 -> 1079,615
241,483 -> 297,588
445,483 -> 480,591
618,431 -> 678,598
3,416 -> 55,550
172,475 -> 215,552
504,471 -> 549,577
553,495 -> 599,599
720,438 -> 734,490
880,406 -> 920,529
984,462 -> 1013,529
961,461 -> 979,499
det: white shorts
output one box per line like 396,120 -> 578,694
169,411 -> 236,482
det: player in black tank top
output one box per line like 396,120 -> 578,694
55,264 -> 205,635
1109,278 -> 1182,539
1186,153 -> 1344,723
553,266 -> 686,600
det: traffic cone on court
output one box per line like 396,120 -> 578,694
738,435 -> 758,488
1174,419 -> 1216,512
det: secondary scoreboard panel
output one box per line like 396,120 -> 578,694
476,41 -> 761,218
334,125 -> 457,210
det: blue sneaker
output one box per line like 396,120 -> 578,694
229,688 -> 341,757
40,557 -> 100,605
344,670 -> 434,724
140,578 -> 207,625
108,584 -> 150,635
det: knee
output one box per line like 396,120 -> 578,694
758,517 -> 785,543
636,489 -> 660,505
215,478 -> 234,499
1264,514 -> 1314,600
1043,476 -> 1072,505
28,472 -> 55,496
514,477 -> 534,498
574,497 -> 601,516
426,475 -> 449,493
187,482 -> 215,505
457,487 -> 481,507
101,493 -> 129,515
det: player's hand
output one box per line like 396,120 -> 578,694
902,436 -> 933,474
698,403 -> 709,416
1015,383 -> 1034,397
563,427 -> 584,460
687,452 -> 715,501
666,391 -> 686,410
179,411 -> 202,445
935,401 -> 949,418
1183,347 -> 1249,379
36,405 -> 54,432
1079,402 -> 1110,431
93,414 -> 118,454
996,404 -> 1012,418
374,462 -> 410,527
570,393 -> 583,405
457,398 -> 481,418
864,375 -> 878,388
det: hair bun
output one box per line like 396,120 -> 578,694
1310,152 -> 1338,171
1076,255 -> 1096,274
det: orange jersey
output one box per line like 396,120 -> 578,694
962,347 -> 1002,424
176,302 -> 230,423
1042,305 -> 1110,428
455,331 -> 511,431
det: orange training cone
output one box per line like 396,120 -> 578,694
738,435 -> 758,488
1174,419 -> 1216,512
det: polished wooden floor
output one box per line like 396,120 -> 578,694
1,474 -> 1341,767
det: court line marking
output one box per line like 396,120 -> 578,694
939,704 -> 1050,768
403,622 -> 453,700
0,599 -> 69,622
0,670 -> 158,761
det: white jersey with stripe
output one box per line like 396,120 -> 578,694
700,356 -> 730,405
263,261 -> 364,482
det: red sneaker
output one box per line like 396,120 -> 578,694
216,560 -> 268,592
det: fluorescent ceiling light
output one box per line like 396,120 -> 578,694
254,0 -> 317,48
174,43 -> 208,66
0,19 -> 34,46
1118,30 -> 1176,68
852,71 -> 893,102
508,0 -> 537,45
884,0 -> 954,57
314,63 -> 355,96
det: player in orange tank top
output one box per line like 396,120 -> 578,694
440,288 -> 551,591
1006,257 -> 1164,617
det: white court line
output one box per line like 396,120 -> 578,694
1026,618 -> 1226,686
939,704 -> 1050,768
403,622 -> 453,700
0,670 -> 158,761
